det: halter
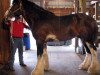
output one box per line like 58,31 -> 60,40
12,3 -> 22,14
5,2 -> 23,19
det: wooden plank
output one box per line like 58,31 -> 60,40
79,0 -> 86,13
95,2 -> 100,20
0,0 -> 10,64
47,8 -> 74,16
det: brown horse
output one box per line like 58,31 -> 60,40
4,0 -> 99,74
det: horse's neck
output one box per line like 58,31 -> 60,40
22,0 -> 54,29
22,1 -> 54,20
23,15 -> 34,28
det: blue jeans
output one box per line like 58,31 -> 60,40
9,37 -> 24,68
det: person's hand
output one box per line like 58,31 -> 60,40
8,17 -> 12,20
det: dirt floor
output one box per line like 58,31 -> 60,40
0,46 -> 100,75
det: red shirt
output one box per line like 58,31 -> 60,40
11,21 -> 25,38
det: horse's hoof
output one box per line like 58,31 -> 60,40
79,65 -> 85,70
87,61 -> 100,73
78,64 -> 83,69
87,67 -> 93,73
87,68 -> 96,73
44,69 -> 49,72
79,64 -> 89,70
87,67 -> 100,73
44,68 -> 49,71
44,64 -> 49,71
31,69 -> 44,75
31,71 -> 44,75
87,66 -> 98,73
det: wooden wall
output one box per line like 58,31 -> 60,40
95,2 -> 100,20
47,8 -> 95,16
0,0 -> 10,64
47,8 -> 74,16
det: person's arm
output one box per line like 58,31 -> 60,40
5,20 -> 13,35
1,18 -> 11,30
10,21 -> 13,36
23,23 -> 31,30
5,17 -> 13,26
6,20 -> 11,26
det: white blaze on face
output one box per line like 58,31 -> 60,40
4,10 -> 9,17
46,34 -> 58,41
4,6 -> 12,17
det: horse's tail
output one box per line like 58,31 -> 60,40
87,14 -> 98,42
91,20 -> 98,42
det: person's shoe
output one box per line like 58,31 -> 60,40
3,65 -> 15,71
20,63 -> 27,67
8,67 -> 15,71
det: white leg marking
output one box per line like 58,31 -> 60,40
86,43 -> 100,73
31,56 -> 44,75
79,53 -> 91,70
87,49 -> 100,73
43,48 -> 49,71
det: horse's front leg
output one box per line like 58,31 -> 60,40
79,42 -> 91,70
43,44 -> 49,71
31,41 -> 45,75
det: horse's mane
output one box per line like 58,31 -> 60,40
12,0 -> 20,4
22,0 -> 55,19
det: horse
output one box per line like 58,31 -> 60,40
4,0 -> 99,74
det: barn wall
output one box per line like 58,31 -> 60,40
48,8 -> 74,16
0,0 -> 10,64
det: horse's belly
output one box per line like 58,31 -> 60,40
46,33 -> 75,42
58,33 -> 75,41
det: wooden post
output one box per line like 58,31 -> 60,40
40,0 -> 43,7
89,4 -> 94,17
74,0 -> 79,13
0,0 -> 10,64
44,0 -> 48,9
95,2 -> 99,20
40,0 -> 46,8
79,0 -> 86,13
0,0 -> 4,64
74,0 -> 79,52
77,0 -> 86,54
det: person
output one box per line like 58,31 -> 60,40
4,15 -> 30,71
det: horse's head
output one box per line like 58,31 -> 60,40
5,0 -> 24,20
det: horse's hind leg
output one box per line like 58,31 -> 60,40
86,42 -> 99,73
79,42 -> 91,70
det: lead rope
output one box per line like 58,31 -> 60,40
10,21 -> 14,44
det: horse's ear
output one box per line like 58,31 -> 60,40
20,0 -> 28,2
20,0 -> 28,1
12,0 -> 27,4
13,0 -> 20,4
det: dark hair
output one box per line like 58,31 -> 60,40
15,14 -> 20,20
